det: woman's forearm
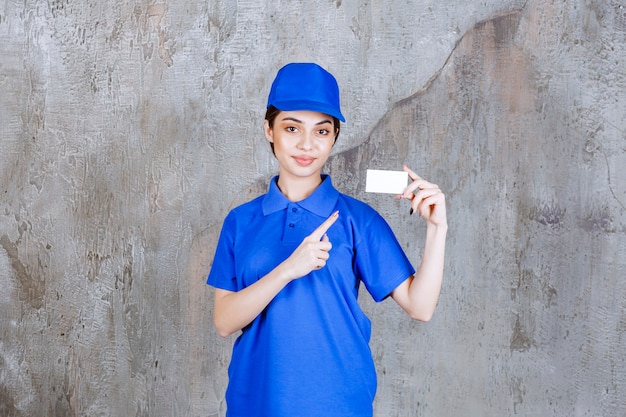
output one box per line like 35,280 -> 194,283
213,266 -> 292,337
393,223 -> 447,321
411,223 -> 447,319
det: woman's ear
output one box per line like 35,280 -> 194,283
264,120 -> 273,143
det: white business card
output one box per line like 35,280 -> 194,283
365,169 -> 408,194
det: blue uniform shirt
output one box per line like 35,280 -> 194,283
207,175 -> 415,417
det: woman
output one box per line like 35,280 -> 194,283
207,62 -> 447,417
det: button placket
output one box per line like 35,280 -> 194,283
283,204 -> 301,242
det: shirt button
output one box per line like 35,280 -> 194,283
289,223 -> 295,228
292,207 -> 298,212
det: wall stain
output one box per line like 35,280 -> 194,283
0,385 -> 22,417
132,3 -> 175,66
510,314 -> 534,353
509,376 -> 526,414
580,205 -> 616,233
528,203 -> 566,228
583,135 -> 626,212
87,250 -> 110,282
147,4 -> 174,67
512,268 -> 558,309
0,234 -> 45,309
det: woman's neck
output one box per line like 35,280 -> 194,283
276,174 -> 323,202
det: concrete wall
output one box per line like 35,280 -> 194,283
1,1 -> 624,416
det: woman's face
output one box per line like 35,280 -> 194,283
264,110 -> 337,181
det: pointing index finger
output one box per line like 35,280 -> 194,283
310,211 -> 339,241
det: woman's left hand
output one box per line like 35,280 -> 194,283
399,165 -> 447,228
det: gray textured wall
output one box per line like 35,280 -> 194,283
1,1 -> 625,416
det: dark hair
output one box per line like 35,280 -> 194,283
264,106 -> 341,155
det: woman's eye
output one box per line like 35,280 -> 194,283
286,126 -> 297,133
317,129 -> 329,135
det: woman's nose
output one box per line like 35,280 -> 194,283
297,132 -> 313,150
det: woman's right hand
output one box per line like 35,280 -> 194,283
279,211 -> 339,280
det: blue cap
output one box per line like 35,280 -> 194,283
267,63 -> 345,122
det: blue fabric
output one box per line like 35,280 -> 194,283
207,175 -> 415,417
266,62 -> 346,122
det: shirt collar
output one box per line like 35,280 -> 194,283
262,174 -> 339,217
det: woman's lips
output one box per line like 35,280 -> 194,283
293,156 -> 315,166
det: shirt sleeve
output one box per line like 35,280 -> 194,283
206,212 -> 239,292
353,213 -> 415,302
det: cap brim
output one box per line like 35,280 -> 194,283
270,100 -> 345,122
